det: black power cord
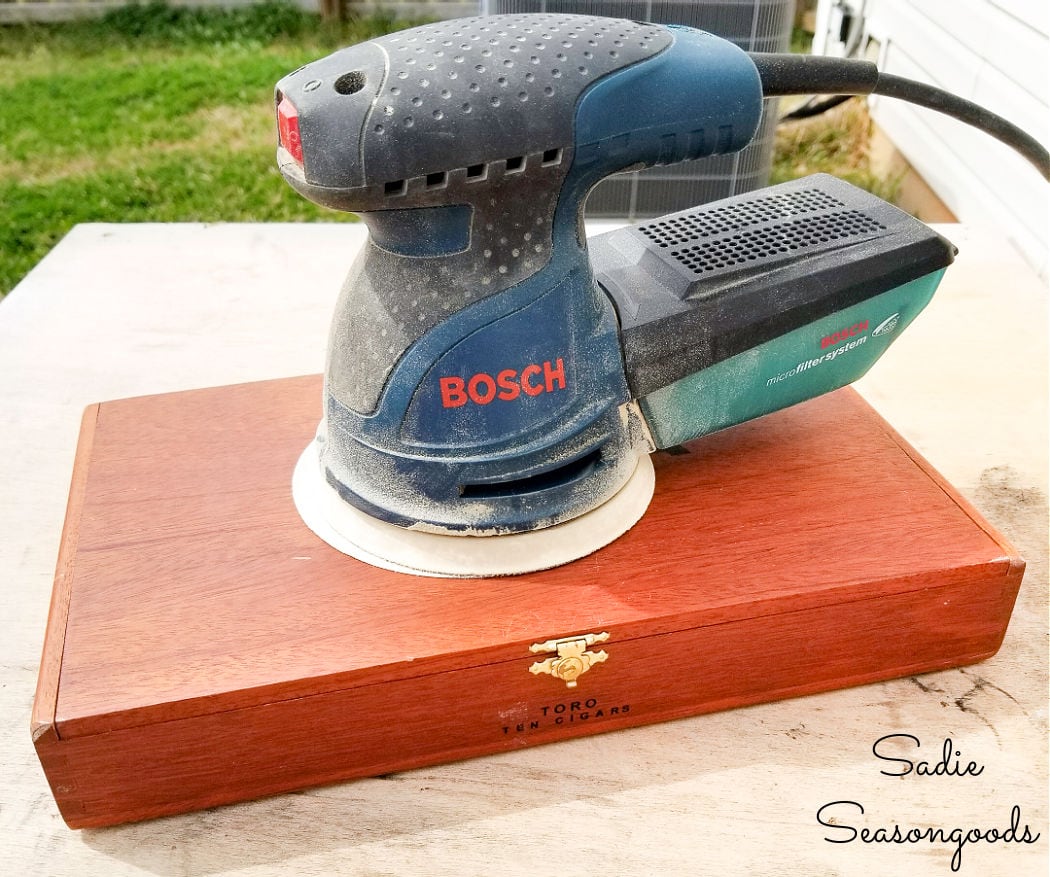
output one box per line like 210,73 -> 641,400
749,53 -> 1050,180
780,94 -> 853,122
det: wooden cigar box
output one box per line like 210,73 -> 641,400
32,375 -> 1024,828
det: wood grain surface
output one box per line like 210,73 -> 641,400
4,223 -> 1046,876
33,377 -> 1023,827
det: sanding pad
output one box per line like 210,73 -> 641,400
292,442 -> 655,578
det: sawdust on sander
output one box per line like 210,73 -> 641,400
292,443 -> 655,578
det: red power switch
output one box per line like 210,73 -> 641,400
277,96 -> 304,166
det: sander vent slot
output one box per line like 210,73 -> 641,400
638,188 -> 845,248
669,210 -> 886,275
460,448 -> 602,500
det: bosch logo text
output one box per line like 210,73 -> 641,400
821,320 -> 869,349
440,358 -> 567,408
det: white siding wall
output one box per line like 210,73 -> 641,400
817,0 -> 1049,278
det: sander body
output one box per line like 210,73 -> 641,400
275,15 -> 955,575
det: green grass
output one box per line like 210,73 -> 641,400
0,1 -> 425,296
771,98 -> 902,203
0,6 -> 890,298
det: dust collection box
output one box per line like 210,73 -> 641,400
32,375 -> 1023,828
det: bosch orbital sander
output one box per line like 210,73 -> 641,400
275,14 -> 1049,577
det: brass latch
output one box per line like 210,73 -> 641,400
529,632 -> 610,688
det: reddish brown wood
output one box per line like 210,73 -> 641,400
31,404 -> 99,743
32,377 -> 1024,828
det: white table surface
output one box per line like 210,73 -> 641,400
1,222 -> 1046,876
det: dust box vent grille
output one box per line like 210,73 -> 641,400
638,188 -> 845,248
668,210 -> 887,275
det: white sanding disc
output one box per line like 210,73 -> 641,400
291,443 -> 655,578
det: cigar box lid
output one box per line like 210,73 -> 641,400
35,376 -> 1019,741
